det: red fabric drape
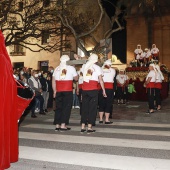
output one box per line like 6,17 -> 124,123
0,31 -> 20,170
129,78 -> 169,101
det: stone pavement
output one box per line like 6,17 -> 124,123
8,92 -> 170,170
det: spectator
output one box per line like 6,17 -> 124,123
28,70 -> 45,118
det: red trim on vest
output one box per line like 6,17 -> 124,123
117,83 -> 124,87
79,84 -> 82,89
155,82 -> 162,89
146,82 -> 155,88
56,80 -> 73,92
153,53 -> 158,57
82,80 -> 98,90
104,82 -> 114,89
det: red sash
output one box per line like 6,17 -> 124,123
104,82 -> 114,89
155,82 -> 162,89
82,80 -> 98,90
146,82 -> 155,88
56,80 -> 73,92
79,84 -> 82,90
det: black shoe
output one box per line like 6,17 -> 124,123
66,127 -> 71,130
31,115 -> 37,118
99,121 -> 103,124
55,128 -> 60,131
81,129 -> 86,133
105,121 -> 113,124
87,129 -> 96,134
39,111 -> 46,115
146,110 -> 154,114
45,109 -> 48,113
60,128 -> 68,132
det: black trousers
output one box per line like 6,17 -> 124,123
147,88 -> 155,110
54,91 -> 73,125
117,87 -> 125,100
98,89 -> 113,113
155,88 -> 161,106
81,90 -> 98,124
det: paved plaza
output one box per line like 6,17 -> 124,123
9,93 -> 170,170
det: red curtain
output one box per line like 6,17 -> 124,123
0,31 -> 21,170
129,78 -> 169,101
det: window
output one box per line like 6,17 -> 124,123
18,2 -> 23,11
42,30 -> 50,45
10,34 -> 26,56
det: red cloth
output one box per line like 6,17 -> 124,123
56,80 -> 73,92
128,78 -> 169,101
104,82 -> 114,89
155,82 -> 162,89
82,80 -> 98,90
0,31 -> 22,170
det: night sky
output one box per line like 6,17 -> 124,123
102,0 -> 127,63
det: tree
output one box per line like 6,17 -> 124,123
0,0 -> 71,53
0,0 -> 124,57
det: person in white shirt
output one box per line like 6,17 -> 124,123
151,44 -> 159,62
52,55 -> 78,131
155,65 -> 164,111
81,54 -> 106,133
134,44 -> 143,59
142,48 -> 152,66
144,64 -> 156,114
98,60 -> 116,124
116,69 -> 127,104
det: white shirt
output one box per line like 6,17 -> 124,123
134,49 -> 143,55
142,51 -> 152,58
116,74 -> 127,84
156,72 -> 163,83
151,48 -> 159,54
102,67 -> 116,83
53,65 -> 77,81
146,70 -> 156,82
82,63 -> 102,82
136,53 -> 144,60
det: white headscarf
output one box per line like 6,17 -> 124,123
104,59 -> 112,66
83,54 -> 98,82
149,63 -> 158,79
155,65 -> 164,80
59,55 -> 70,80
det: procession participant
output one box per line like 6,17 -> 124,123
52,55 -> 78,131
134,44 -> 143,59
81,54 -> 106,133
28,70 -> 45,117
76,67 -> 83,115
155,65 -> 164,111
142,48 -> 152,66
136,52 -> 144,67
98,59 -> 116,124
116,69 -> 127,104
151,44 -> 159,62
144,63 -> 156,114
